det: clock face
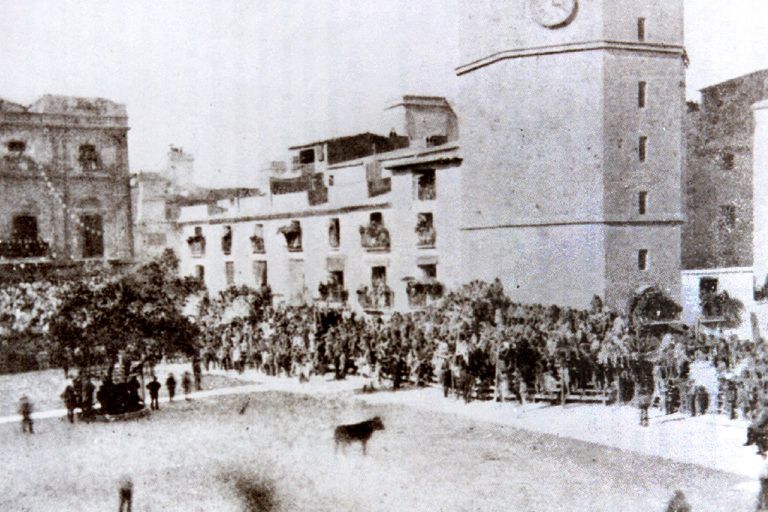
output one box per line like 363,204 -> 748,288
529,0 -> 578,29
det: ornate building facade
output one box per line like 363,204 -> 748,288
0,95 -> 133,279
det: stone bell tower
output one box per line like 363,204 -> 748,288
456,0 -> 686,309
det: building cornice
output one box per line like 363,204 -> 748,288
456,40 -> 685,76
178,201 -> 391,226
461,213 -> 685,231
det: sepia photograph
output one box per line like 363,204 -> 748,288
2,0 -> 768,510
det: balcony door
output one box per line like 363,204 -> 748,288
12,216 -> 38,240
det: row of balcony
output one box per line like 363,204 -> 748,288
0,238 -> 50,259
188,222 -> 437,258
314,280 -> 445,311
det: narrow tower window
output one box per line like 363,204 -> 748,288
638,250 -> 648,271
638,191 -> 648,215
639,136 -> 647,162
638,81 -> 647,108
637,18 -> 646,41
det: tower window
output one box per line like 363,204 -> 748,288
79,144 -> 99,172
328,175 -> 334,186
722,152 -> 735,171
7,140 -> 26,153
637,18 -> 646,41
638,136 -> 647,162
638,250 -> 648,271
195,265 -> 205,282
638,81 -> 647,108
638,192 -> 648,215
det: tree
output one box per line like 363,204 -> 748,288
50,249 -> 203,379
700,290 -> 744,329
628,286 -> 682,331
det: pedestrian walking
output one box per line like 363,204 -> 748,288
61,381 -> 77,424
146,376 -> 161,410
118,476 -> 133,512
165,373 -> 176,402
18,395 -> 33,434
182,371 -> 192,400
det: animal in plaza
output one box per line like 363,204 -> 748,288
334,416 -> 385,455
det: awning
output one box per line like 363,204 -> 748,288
326,256 -> 345,272
277,221 -> 301,235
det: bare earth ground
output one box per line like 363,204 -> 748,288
0,363 -> 249,415
0,390 -> 757,512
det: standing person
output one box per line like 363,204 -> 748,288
181,371 -> 192,400
61,381 -> 77,424
118,476 -> 133,512
18,395 -> 33,434
146,376 -> 161,410
165,373 -> 176,403
192,357 -> 202,391
82,377 -> 96,420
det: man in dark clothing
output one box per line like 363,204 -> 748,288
181,372 -> 192,400
165,374 -> 176,402
18,395 -> 33,434
192,358 -> 202,391
82,378 -> 96,419
146,376 -> 161,410
61,382 -> 76,423
118,476 -> 133,512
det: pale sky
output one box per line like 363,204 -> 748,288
1,0 -> 767,187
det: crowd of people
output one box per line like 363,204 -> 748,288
2,272 -> 767,429
194,279 -> 768,425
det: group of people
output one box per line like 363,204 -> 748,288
192,279 -> 768,426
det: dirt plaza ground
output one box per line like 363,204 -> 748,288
0,382 -> 760,512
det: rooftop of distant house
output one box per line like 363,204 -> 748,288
700,69 -> 768,93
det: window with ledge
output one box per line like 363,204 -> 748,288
416,213 -> 436,247
415,170 -> 436,200
225,261 -> 235,286
78,144 -> 99,172
638,81 -> 647,108
279,220 -> 302,252
638,136 -> 647,162
221,226 -> 232,255
328,218 -> 340,248
372,266 -> 386,285
699,277 -> 718,299
638,191 -> 648,215
253,260 -> 267,288
251,224 -> 265,253
637,18 -> 646,41
638,249 -> 648,271
188,226 -> 206,257
360,212 -> 389,251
